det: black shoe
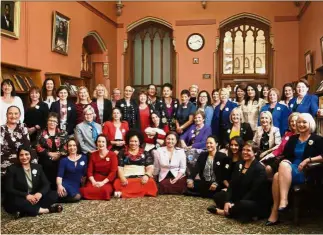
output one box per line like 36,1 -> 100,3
207,205 -> 218,214
265,220 -> 281,226
14,211 -> 24,219
278,204 -> 289,212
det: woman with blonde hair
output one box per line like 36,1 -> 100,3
92,84 -> 112,124
75,86 -> 100,124
253,111 -> 281,159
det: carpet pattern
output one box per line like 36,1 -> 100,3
1,195 -> 323,234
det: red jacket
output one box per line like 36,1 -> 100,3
102,121 -> 129,147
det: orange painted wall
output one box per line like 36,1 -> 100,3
1,2 -> 117,91
299,2 -> 323,76
116,1 -> 300,95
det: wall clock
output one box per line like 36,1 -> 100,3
187,33 -> 205,52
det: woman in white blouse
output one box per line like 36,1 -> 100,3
241,84 -> 266,132
153,131 -> 187,194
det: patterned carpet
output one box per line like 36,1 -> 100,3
1,195 -> 323,234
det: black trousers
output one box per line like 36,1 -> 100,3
39,159 -> 59,190
213,191 -> 270,222
185,180 -> 222,198
4,191 -> 58,217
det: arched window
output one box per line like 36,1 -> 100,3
125,21 -> 176,95
218,15 -> 273,88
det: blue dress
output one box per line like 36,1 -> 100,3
291,140 -> 306,185
57,154 -> 88,197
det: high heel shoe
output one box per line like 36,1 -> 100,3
265,220 -> 281,226
278,204 -> 289,212
207,205 -> 218,214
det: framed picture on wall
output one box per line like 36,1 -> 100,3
320,36 -> 323,65
51,11 -> 70,55
304,50 -> 313,75
1,1 -> 20,39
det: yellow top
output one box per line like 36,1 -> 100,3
229,129 -> 240,139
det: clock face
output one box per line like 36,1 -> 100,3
187,33 -> 205,52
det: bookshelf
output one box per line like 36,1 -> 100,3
314,65 -> 323,136
44,72 -> 85,99
1,62 -> 42,104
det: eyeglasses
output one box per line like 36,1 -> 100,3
199,96 -> 208,98
48,120 -> 58,124
85,113 -> 94,116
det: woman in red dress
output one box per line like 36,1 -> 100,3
102,108 -> 129,154
80,134 -> 118,200
113,130 -> 158,198
144,111 -> 169,151
138,91 -> 153,140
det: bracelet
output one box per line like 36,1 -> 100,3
309,157 -> 312,163
144,173 -> 151,178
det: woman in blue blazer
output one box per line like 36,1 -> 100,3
211,88 -> 238,140
50,86 -> 76,136
288,79 -> 318,117
259,88 -> 290,136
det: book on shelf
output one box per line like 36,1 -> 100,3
15,74 -> 29,91
12,74 -> 24,91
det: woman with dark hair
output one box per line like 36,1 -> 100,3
176,89 -> 196,134
36,112 -> 68,190
155,83 -> 180,131
266,113 -> 323,226
1,106 -> 33,178
144,111 -> 169,151
75,106 -> 102,155
224,136 -> 244,185
211,89 -> 220,109
185,135 -> 230,198
233,84 -> 246,106
241,83 -> 266,132
259,88 -> 290,137
279,83 -> 295,106
207,141 -> 271,223
41,78 -> 58,109
50,85 -> 76,136
288,79 -> 319,117
75,86 -> 100,125
116,86 -> 140,130
138,90 -> 154,140
102,107 -> 129,154
0,79 -> 24,125
153,131 -> 187,194
196,90 -> 214,126
56,138 -> 87,203
24,86 -> 49,146
4,146 -> 62,218
92,84 -> 112,124
260,84 -> 272,102
113,129 -> 158,198
222,107 -> 253,149
211,88 -> 238,141
80,134 -> 118,200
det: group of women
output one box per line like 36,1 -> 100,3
0,77 -> 323,226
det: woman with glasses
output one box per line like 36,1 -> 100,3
196,90 -> 214,126
75,106 -> 102,155
36,113 -> 68,190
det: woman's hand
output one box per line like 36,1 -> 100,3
57,184 -> 67,197
170,178 -> 178,184
209,183 -> 217,191
26,194 -> 37,204
141,175 -> 149,185
298,158 -> 310,172
34,192 -> 42,202
120,177 -> 128,186
176,127 -> 183,134
187,180 -> 194,189
224,202 -> 233,216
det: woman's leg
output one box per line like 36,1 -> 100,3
268,173 -> 280,222
265,165 -> 273,180
278,161 -> 292,208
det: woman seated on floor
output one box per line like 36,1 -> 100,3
260,112 -> 300,179
4,146 -> 63,218
36,112 -> 68,190
180,110 -> 212,176
223,136 -> 244,186
266,113 -> 323,226
153,131 -> 187,194
144,111 -> 169,151
75,106 -> 102,155
207,141 -> 271,223
185,135 -> 229,198
113,129 -> 158,198
253,111 -> 281,159
80,134 -> 118,200
56,138 -> 88,203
